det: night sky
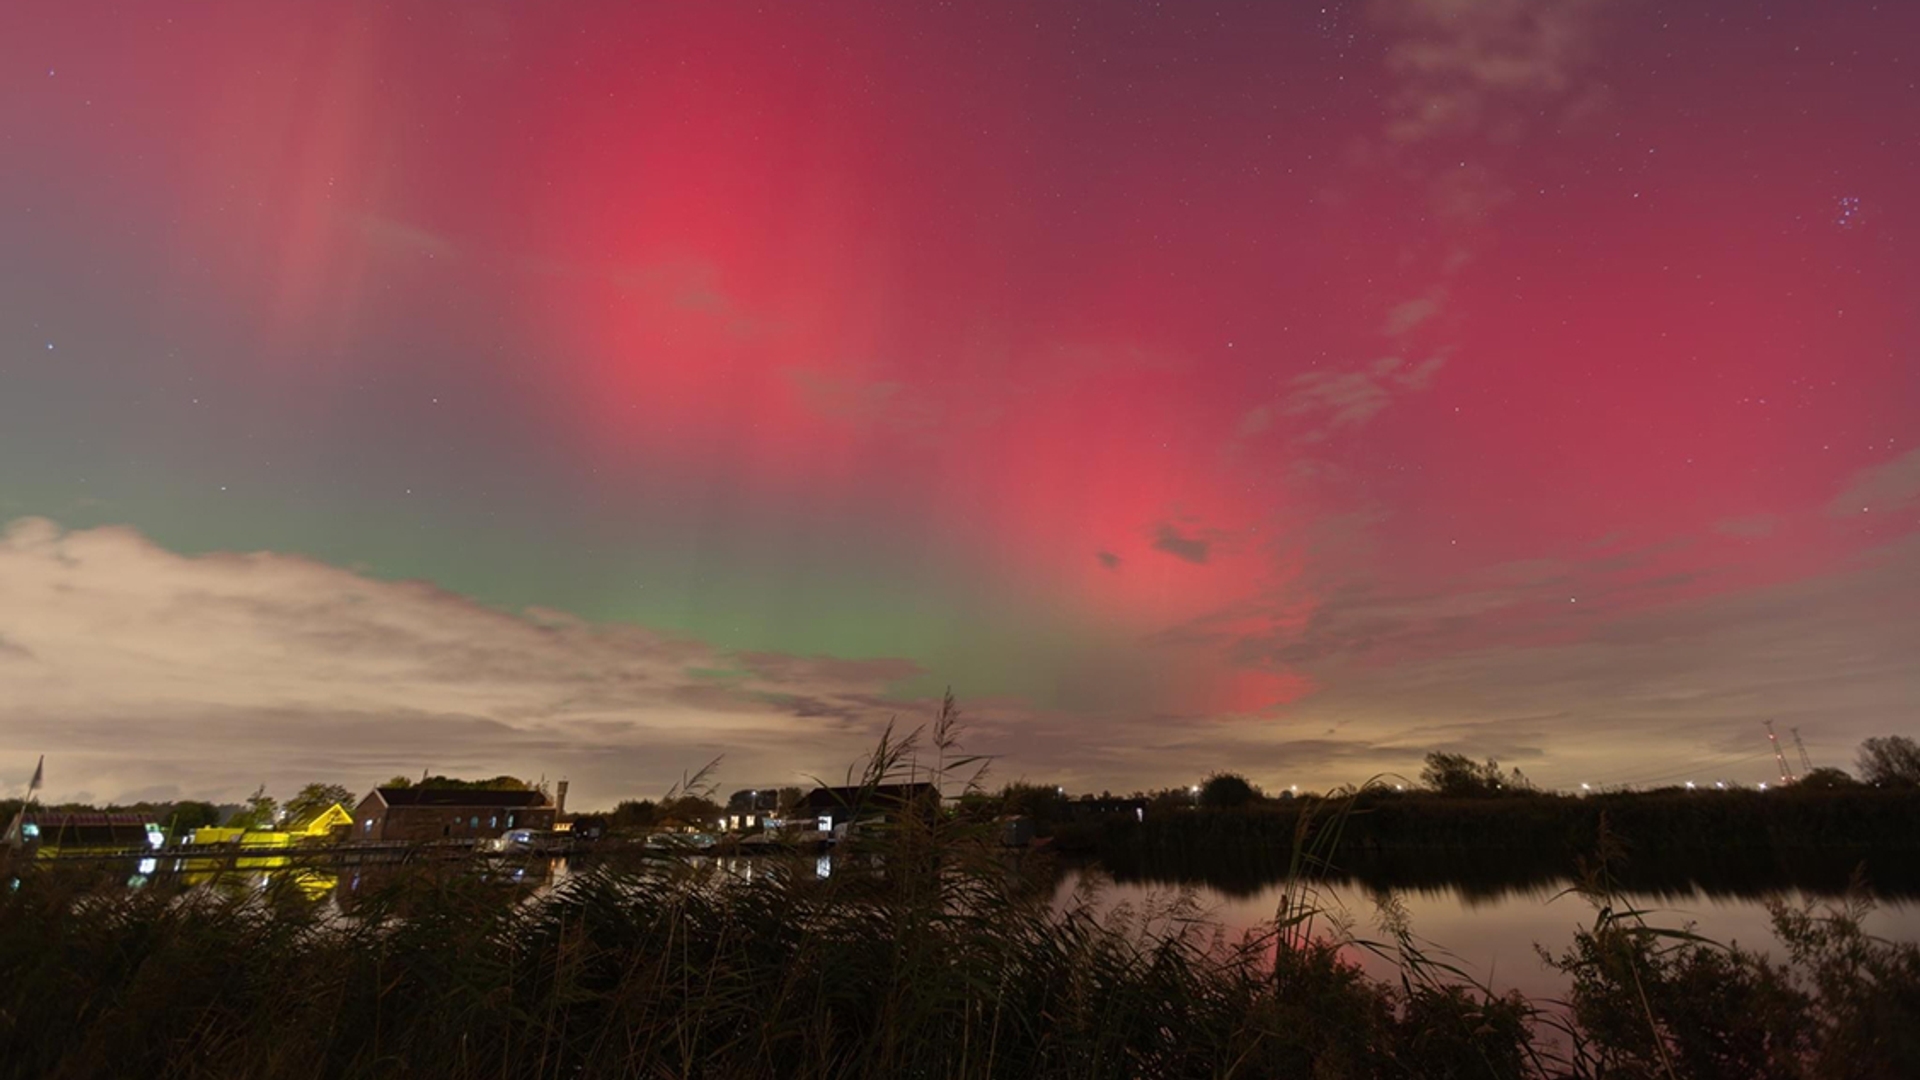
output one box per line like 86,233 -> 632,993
3,1 -> 1917,807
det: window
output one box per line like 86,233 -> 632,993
489,816 -> 498,829
818,815 -> 833,832
363,819 -> 373,835
507,813 -> 516,828
469,816 -> 479,829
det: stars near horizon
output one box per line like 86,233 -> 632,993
0,0 -> 1916,799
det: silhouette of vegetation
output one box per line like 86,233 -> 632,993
222,784 -> 279,829
1199,771 -> 1260,808
5,709 -> 1920,1078
1420,751 -> 1531,797
1857,735 -> 1920,787
281,783 -> 354,826
1798,766 -> 1857,789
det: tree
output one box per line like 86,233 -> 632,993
657,795 -> 721,829
383,775 -> 414,789
1857,736 -> 1920,787
1797,767 -> 1856,789
416,775 -> 530,791
609,799 -> 658,830
164,800 -> 223,842
282,783 -> 354,827
1199,772 -> 1259,809
225,785 -> 279,830
1420,753 -> 1527,798
1000,782 -> 1066,821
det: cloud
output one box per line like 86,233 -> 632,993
1097,550 -> 1122,571
0,518 -> 925,806
1186,533 -> 1920,789
1151,523 -> 1214,565
1715,515 -> 1778,540
1373,0 -> 1618,144
785,369 -> 918,428
607,260 -> 761,338
1383,295 -> 1442,337
1283,353 -> 1449,439
1828,447 -> 1920,517
354,213 -> 459,260
1234,405 -> 1273,439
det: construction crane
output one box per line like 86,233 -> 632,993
1765,720 -> 1797,784
1792,728 -> 1814,776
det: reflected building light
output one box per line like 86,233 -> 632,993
815,854 -> 832,880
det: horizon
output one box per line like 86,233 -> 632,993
3,1 -> 1917,809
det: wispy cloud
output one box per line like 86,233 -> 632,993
1828,447 -> 1920,517
1374,0 -> 1618,144
1151,522 -> 1216,565
1283,353 -> 1448,440
353,213 -> 459,260
0,518 -> 922,806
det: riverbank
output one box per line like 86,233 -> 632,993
6,827 -> 1919,1079
1067,787 -> 1920,896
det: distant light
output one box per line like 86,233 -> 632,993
1715,781 -> 1727,790
1580,783 -> 1591,791
1685,782 -> 1696,790
1289,784 -> 1298,793
1758,782 -> 1769,791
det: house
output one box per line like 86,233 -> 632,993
351,787 -> 555,843
794,783 -> 939,838
292,802 -> 355,838
4,812 -> 163,855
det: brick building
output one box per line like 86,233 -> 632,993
351,787 -> 555,843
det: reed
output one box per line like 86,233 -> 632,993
3,710 -> 1915,1079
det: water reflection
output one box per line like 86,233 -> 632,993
1057,865 -> 1920,1008
1094,844 -> 1920,902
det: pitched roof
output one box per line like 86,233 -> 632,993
374,787 -> 550,809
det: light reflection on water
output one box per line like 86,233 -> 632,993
1055,869 -> 1920,1004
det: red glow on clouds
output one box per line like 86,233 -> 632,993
5,0 -> 1915,731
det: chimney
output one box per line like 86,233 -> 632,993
555,779 -> 569,817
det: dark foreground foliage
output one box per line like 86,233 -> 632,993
4,710 -> 1917,1079
6,855 -> 1917,1079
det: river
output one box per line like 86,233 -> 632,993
1056,865 -> 1920,1006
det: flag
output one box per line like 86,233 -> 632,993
28,755 -> 43,796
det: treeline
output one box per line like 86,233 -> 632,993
6,807 -> 1919,1077
1088,785 -> 1920,897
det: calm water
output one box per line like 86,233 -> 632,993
1056,867 -> 1920,1004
